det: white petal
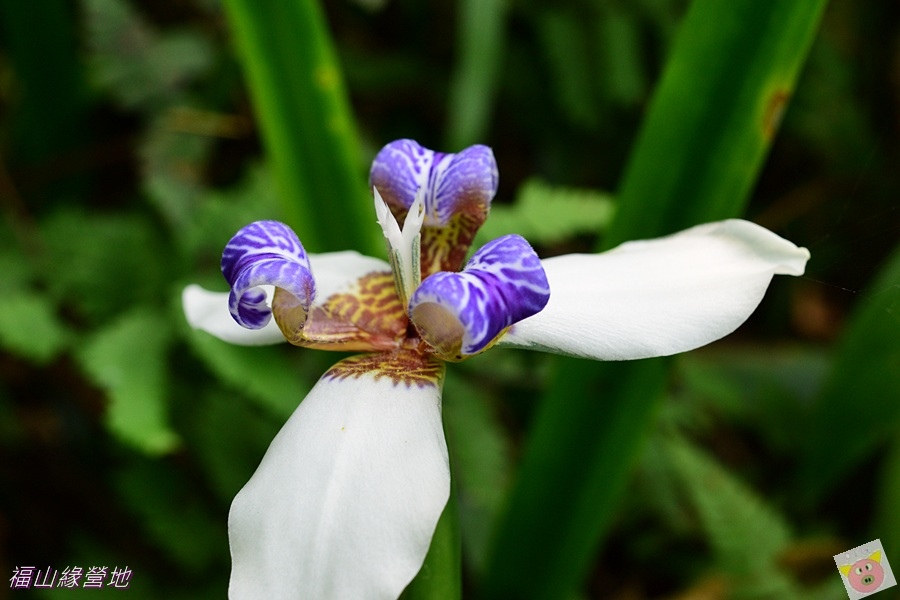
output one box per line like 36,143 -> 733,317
182,284 -> 285,345
499,219 -> 810,360
229,356 -> 449,600
309,250 -> 392,298
182,252 -> 391,346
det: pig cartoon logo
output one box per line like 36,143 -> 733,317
839,551 -> 885,593
835,540 -> 897,599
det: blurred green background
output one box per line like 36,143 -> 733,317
1,0 -> 898,598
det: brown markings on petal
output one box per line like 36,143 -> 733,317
325,350 -> 445,388
274,271 -> 408,352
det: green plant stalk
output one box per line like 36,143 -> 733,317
444,0 -> 507,150
481,1 -> 827,598
221,0 -> 380,254
401,485 -> 461,600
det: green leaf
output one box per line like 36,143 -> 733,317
535,8 -> 599,130
114,459 -> 227,574
444,0 -> 507,149
482,2 -> 826,597
475,178 -> 615,247
185,389 -> 283,503
401,490 -> 462,600
221,0 -> 379,254
675,346 -> 830,453
605,0 -> 829,247
184,329 -> 310,420
594,4 -> 648,107
0,291 -> 70,364
83,0 -> 214,110
40,210 -> 171,323
140,120 -> 215,231
0,248 -> 70,365
78,310 -> 180,455
665,433 -> 803,599
800,244 -> 900,501
442,368 -> 514,574
874,429 -> 900,567
179,164 -> 282,264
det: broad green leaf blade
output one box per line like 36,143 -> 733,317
78,310 -> 180,455
481,1 -> 826,598
800,244 -> 900,501
608,0 -> 828,247
221,0 -> 379,254
481,358 -> 668,599
444,0 -> 507,149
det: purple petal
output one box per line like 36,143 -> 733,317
370,139 -> 499,275
221,221 -> 315,329
409,234 -> 550,359
369,139 -> 498,226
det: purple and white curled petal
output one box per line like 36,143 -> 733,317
221,220 -> 315,329
370,139 -> 498,226
409,234 -> 550,360
182,285 -> 287,346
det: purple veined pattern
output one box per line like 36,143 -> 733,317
409,234 -> 550,360
370,139 -> 498,226
222,220 -> 316,329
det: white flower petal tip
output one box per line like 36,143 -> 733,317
499,219 -> 810,361
182,284 -> 286,346
228,354 -> 450,600
682,219 -> 810,276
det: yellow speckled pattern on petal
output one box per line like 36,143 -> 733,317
419,210 -> 485,277
273,271 -> 408,352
